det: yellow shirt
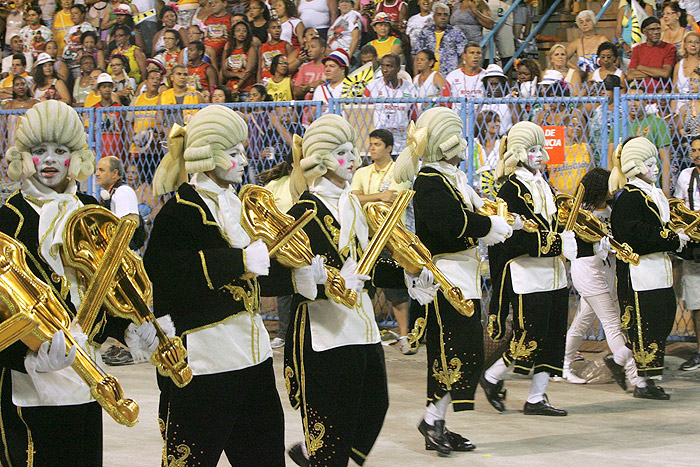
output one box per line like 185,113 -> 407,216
53,10 -> 74,54
351,160 -> 410,195
84,91 -> 101,108
433,31 -> 444,72
0,72 -> 29,88
159,88 -> 200,123
265,175 -> 294,213
266,77 -> 293,102
132,92 -> 159,133
369,37 -> 401,59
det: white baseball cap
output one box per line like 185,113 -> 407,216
96,73 -> 114,85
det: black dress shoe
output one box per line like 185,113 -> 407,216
634,381 -> 671,400
418,419 -> 452,456
479,375 -> 506,412
523,395 -> 567,416
288,443 -> 310,467
604,355 -> 628,391
443,429 -> 476,451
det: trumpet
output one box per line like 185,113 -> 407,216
0,232 -> 139,426
556,191 -> 640,265
478,197 -> 538,233
669,198 -> 700,242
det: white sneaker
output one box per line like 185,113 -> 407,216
398,336 -> 417,355
562,369 -> 586,384
270,337 -> 285,349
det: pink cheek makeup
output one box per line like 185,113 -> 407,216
33,158 -> 39,166
338,158 -> 345,167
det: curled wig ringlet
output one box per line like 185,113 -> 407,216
608,136 -> 658,193
6,101 -> 94,182
394,107 -> 465,183
290,114 -> 358,200
495,121 -> 549,178
152,105 -> 248,195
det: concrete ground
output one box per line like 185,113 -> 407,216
104,342 -> 700,467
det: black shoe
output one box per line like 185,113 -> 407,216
604,355 -> 628,391
288,443 -> 310,467
102,347 -> 134,366
523,395 -> 567,416
418,419 -> 452,457
443,429 -> 476,452
634,381 -> 670,400
679,353 -> 700,371
479,375 -> 506,412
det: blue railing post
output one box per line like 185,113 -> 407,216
480,0 -> 522,66
612,86 -> 621,161
464,99 -> 474,185
504,0 -> 563,73
92,108 -> 103,198
621,93 -> 629,142
596,0 -> 614,21
314,101 -> 323,119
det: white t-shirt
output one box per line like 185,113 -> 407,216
406,12 -> 433,47
312,80 -> 344,110
299,0 -> 331,29
479,102 -> 513,136
280,17 -> 302,47
674,167 -> 700,210
364,77 -> 417,131
445,68 -> 485,114
109,184 -> 139,218
131,0 -> 157,22
328,10 -> 362,52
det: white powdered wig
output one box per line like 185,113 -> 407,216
495,121 -> 549,178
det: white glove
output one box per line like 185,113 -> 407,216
481,216 -> 513,246
310,255 -> 327,284
135,322 -> 159,352
511,214 -> 525,231
244,239 -> 270,276
404,267 -> 440,305
594,236 -> 612,260
294,266 -> 319,300
340,257 -> 371,293
676,230 -> 690,252
26,331 -> 77,373
561,230 -> 578,261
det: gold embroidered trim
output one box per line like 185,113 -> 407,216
5,196 -> 24,238
431,357 -> 463,387
198,250 -> 215,290
175,192 -> 231,243
621,305 -> 632,330
16,407 -> 34,466
509,332 -> 538,360
351,447 -> 367,460
418,172 -> 471,239
323,215 -> 341,246
222,279 -> 260,314
284,366 -> 294,396
166,444 -> 191,467
307,422 -> 325,455
0,369 -> 13,467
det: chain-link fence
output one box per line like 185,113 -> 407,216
0,95 -> 696,341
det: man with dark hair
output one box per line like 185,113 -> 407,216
351,128 -> 414,354
627,16 -> 676,93
0,54 -> 34,99
1,36 -> 34,78
412,1 -> 467,76
364,53 -> 418,154
157,64 -> 203,124
187,40 -> 218,91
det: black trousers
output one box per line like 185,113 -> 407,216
618,285 -> 676,377
285,304 -> 389,466
424,296 -> 484,412
502,287 -> 568,377
0,369 -> 103,467
157,357 -> 285,467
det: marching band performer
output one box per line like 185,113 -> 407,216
0,101 -> 142,465
393,107 -> 512,456
272,114 -> 433,467
145,105 -> 285,466
608,136 -> 687,398
483,121 -> 578,416
561,167 -> 660,398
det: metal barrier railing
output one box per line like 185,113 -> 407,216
0,95 -> 696,342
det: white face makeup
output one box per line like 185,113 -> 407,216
524,144 -> 544,172
640,156 -> 659,184
212,143 -> 247,186
331,141 -> 356,181
31,142 -> 71,192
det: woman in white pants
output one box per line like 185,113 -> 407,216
563,167 -> 648,394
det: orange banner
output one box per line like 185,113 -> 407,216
542,126 -> 565,164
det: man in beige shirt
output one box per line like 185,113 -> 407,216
351,129 -> 415,354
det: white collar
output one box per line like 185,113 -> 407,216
514,167 -> 557,221
628,176 -> 670,223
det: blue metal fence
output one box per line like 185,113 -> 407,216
0,95 -> 696,341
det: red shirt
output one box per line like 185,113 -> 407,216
376,0 -> 406,23
629,41 -> 677,92
189,62 -> 212,91
260,41 -> 289,82
204,13 -> 234,58
294,61 -> 325,99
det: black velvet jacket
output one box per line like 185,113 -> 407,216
412,167 -> 491,255
143,182 -> 254,336
0,191 -> 129,372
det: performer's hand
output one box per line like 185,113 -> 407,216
244,239 -> 271,276
340,258 -> 371,293
561,230 -> 578,261
595,236 -> 612,260
310,255 -> 327,284
27,331 -> 77,373
135,322 -> 159,352
404,267 -> 440,305
676,230 -> 690,252
511,214 -> 525,231
481,216 -> 513,246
